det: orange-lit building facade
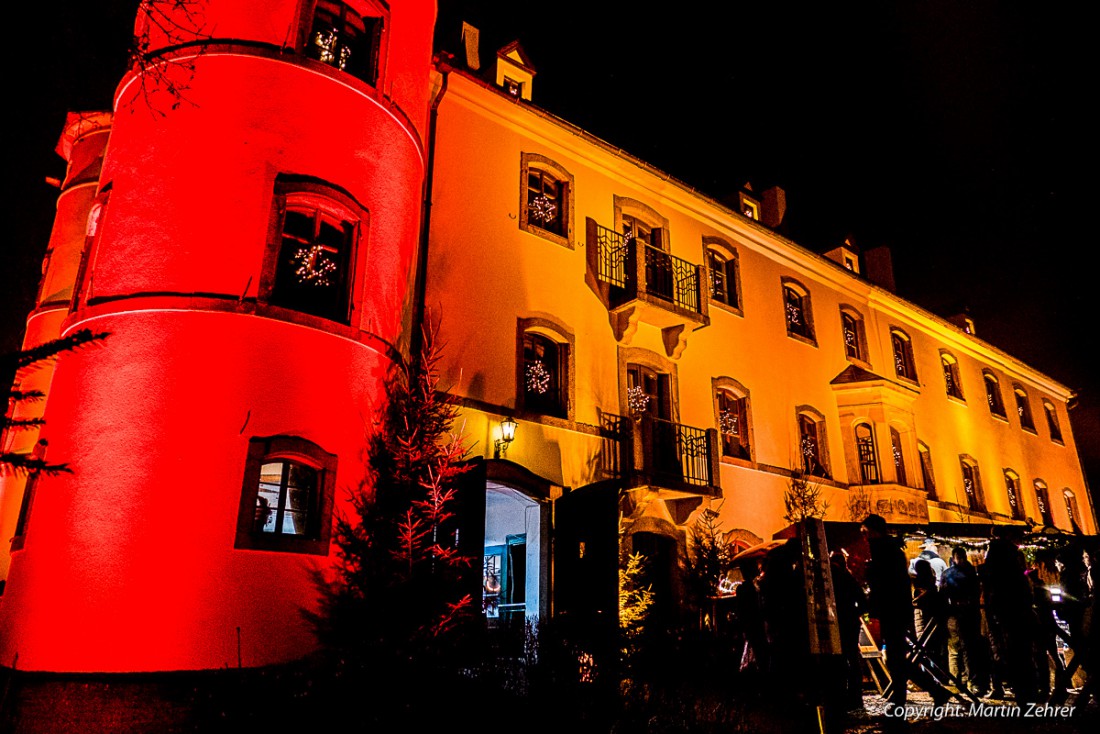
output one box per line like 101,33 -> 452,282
0,2 -> 1093,674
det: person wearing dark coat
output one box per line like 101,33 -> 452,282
830,549 -> 867,711
861,514 -> 950,712
980,527 -> 1040,704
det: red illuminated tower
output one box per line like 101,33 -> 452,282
0,0 -> 437,672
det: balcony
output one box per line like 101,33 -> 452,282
586,219 -> 708,357
599,413 -> 720,495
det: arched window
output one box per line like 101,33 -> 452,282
1003,470 -> 1024,521
983,371 -> 1006,419
1035,480 -> 1054,526
840,307 -> 867,363
890,328 -> 917,382
890,427 -> 907,486
1043,400 -> 1063,443
1014,386 -> 1035,431
705,241 -> 740,310
236,436 -> 337,555
520,153 -> 573,245
714,379 -> 751,461
305,0 -> 387,85
918,442 -> 936,499
522,332 -> 566,418
1064,489 -> 1082,531
855,423 -> 879,484
518,317 -> 574,420
941,352 -> 964,400
266,176 -> 363,324
797,409 -> 828,478
782,278 -> 815,343
959,456 -> 984,512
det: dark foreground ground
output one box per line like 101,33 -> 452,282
1,661 -> 1097,734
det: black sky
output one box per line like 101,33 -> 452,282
5,1 -> 1096,491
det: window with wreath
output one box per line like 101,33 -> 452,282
798,410 -> 828,478
783,279 -> 815,343
521,331 -> 567,418
235,436 -> 337,555
1003,470 -> 1024,521
1063,489 -> 1082,530
890,427 -> 907,486
890,329 -> 917,382
715,385 -> 750,460
941,352 -> 964,400
265,176 -> 361,324
918,442 -> 936,499
521,154 -> 573,245
1014,386 -> 1035,431
1035,480 -> 1054,526
706,243 -> 740,310
855,423 -> 880,484
983,371 -> 1006,419
840,308 -> 867,363
306,0 -> 385,85
959,457 -> 985,512
1043,400 -> 1063,443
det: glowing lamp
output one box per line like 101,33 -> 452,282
495,416 -> 518,458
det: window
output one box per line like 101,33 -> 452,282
265,177 -> 361,324
306,0 -> 384,84
235,436 -> 337,555
840,309 -> 867,363
918,442 -> 936,499
1003,470 -> 1024,520
1064,489 -> 1082,530
782,279 -> 815,343
714,383 -> 750,461
959,457 -> 984,512
855,423 -> 879,484
1014,386 -> 1035,431
890,329 -> 917,382
503,77 -> 522,97
983,371 -> 1006,419
707,247 -> 739,310
798,410 -> 828,478
1043,400 -> 1063,443
941,352 -> 964,400
1035,480 -> 1054,526
520,154 -> 573,246
521,332 -> 566,418
890,427 -> 907,486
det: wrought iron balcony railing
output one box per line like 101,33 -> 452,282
593,223 -> 702,315
599,412 -> 719,492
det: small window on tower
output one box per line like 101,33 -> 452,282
236,436 -> 337,555
306,0 -> 385,85
266,178 -> 363,324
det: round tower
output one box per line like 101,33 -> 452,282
0,0 -> 437,672
0,112 -> 112,582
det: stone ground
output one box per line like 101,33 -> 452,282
0,664 -> 1097,734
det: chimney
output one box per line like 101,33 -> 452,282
461,21 -> 480,70
762,185 -> 786,229
864,245 -> 896,293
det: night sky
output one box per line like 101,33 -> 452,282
5,2 -> 1096,497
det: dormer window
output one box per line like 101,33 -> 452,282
494,41 -> 536,101
503,77 -> 522,97
307,1 -> 384,85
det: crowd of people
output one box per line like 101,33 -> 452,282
730,514 -> 1098,720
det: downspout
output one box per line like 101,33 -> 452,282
410,62 -> 449,361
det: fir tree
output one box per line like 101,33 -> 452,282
312,317 -> 474,674
683,507 -> 735,629
1,329 -> 110,476
783,467 -> 829,524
